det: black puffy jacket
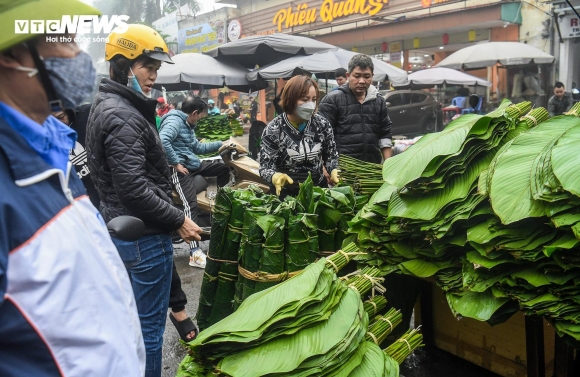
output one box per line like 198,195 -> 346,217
318,85 -> 392,164
86,79 -> 184,234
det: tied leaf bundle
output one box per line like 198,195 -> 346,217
366,308 -> 403,346
196,188 -> 235,330
349,99 -> 580,345
339,155 -> 384,194
179,247 -> 421,377
198,176 -> 367,329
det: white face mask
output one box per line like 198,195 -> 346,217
295,101 -> 316,121
14,65 -> 39,77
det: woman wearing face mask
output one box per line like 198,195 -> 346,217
86,24 -> 202,377
259,75 -> 340,198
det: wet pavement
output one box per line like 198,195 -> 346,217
400,347 -> 500,377
162,241 -> 206,377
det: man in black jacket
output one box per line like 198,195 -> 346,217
318,54 -> 392,164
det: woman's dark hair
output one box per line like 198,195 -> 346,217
109,54 -> 157,85
280,75 -> 319,115
182,96 -> 207,115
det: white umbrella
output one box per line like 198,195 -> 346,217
436,42 -> 554,70
155,53 -> 265,92
400,67 -> 491,87
246,49 -> 408,85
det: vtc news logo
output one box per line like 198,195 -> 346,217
15,15 -> 129,35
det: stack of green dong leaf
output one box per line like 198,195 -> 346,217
347,99 -> 580,345
197,177 -> 369,330
195,115 -> 234,158
178,245 -> 423,377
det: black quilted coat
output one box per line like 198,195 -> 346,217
318,85 -> 392,164
86,79 -> 184,234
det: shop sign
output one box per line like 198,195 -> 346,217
273,0 -> 390,32
389,41 -> 402,68
178,20 -> 226,53
559,14 -> 580,39
228,20 -> 242,41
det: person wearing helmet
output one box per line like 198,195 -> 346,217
0,1 -> 145,376
207,98 -> 220,115
86,23 -> 202,377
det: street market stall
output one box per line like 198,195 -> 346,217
246,49 -> 408,86
154,53 -> 266,92
436,42 -> 555,108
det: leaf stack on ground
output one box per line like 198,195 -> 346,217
196,177 -> 368,330
346,100 -> 580,344
179,247 -> 423,377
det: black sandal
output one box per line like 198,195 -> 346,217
169,312 -> 199,342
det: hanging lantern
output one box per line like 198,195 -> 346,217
413,38 -> 420,49
468,30 -> 476,42
442,33 -> 449,45
352,46 -> 358,52
381,42 -> 388,53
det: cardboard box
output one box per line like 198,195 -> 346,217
426,284 -> 555,377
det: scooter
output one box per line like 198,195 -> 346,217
171,141 -> 270,235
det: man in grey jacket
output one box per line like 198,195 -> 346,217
159,96 -> 231,267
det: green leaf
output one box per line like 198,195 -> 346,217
489,117 -> 579,224
382,114 -> 483,187
446,290 -> 509,321
551,122 -> 580,198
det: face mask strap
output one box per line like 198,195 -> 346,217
25,41 -> 63,112
15,66 -> 39,77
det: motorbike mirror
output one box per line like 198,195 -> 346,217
107,216 -> 145,241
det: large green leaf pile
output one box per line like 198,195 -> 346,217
195,115 -> 237,158
197,177 -> 368,330
196,115 -> 234,141
178,250 -> 423,377
348,100 -> 580,344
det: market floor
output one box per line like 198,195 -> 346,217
161,241 -> 206,377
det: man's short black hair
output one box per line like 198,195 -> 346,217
555,81 -> 565,89
348,54 -> 374,74
334,68 -> 347,79
182,96 -> 207,115
334,68 -> 346,79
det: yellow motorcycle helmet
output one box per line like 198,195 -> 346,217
105,24 -> 173,64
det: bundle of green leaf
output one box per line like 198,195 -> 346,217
458,105 -> 580,341
196,115 -> 234,141
179,245 -> 423,377
197,186 -> 280,330
350,100 -> 580,344
179,245 -> 390,376
339,155 -> 384,194
198,177 -> 368,329
350,101 -> 541,311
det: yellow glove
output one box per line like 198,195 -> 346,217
330,169 -> 340,184
272,173 -> 294,196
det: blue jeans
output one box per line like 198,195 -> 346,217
112,233 -> 173,377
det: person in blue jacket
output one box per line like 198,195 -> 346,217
207,98 -> 221,115
0,1 -> 146,376
159,96 -> 241,267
